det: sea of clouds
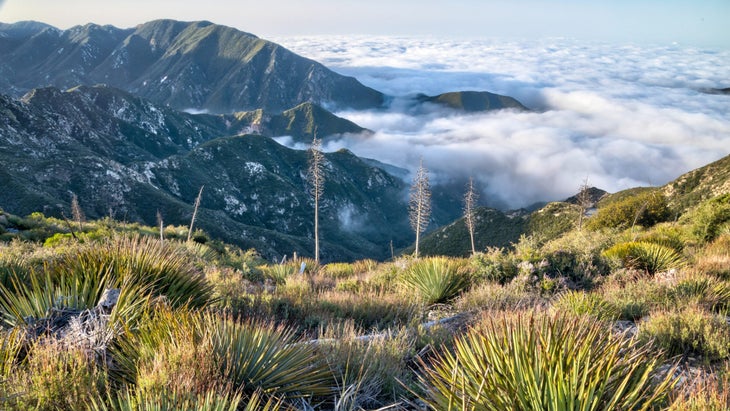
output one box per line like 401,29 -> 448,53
274,36 -> 730,209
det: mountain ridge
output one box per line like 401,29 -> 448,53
0,19 -> 385,113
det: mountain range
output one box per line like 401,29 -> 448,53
0,20 -> 384,113
2,19 -> 725,261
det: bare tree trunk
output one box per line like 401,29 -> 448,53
577,176 -> 591,231
409,159 -> 431,259
157,210 -> 164,242
308,137 -> 325,263
187,185 -> 204,242
464,177 -> 479,255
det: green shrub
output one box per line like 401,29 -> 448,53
469,248 -> 518,284
322,263 -> 355,279
415,312 -> 676,410
639,306 -> 730,361
7,339 -> 106,410
600,271 -> 668,320
696,234 -> 730,280
402,257 -> 471,305
686,194 -> 730,243
553,290 -> 619,321
587,190 -> 670,231
603,241 -> 685,275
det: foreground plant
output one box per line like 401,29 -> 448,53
415,312 -> 677,410
402,257 -> 470,305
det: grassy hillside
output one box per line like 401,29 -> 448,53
1,183 -> 729,408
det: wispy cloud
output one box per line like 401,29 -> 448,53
275,36 -> 730,208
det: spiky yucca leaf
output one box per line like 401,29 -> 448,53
211,315 -> 333,398
415,312 -> 677,411
87,386 -> 276,411
56,235 -> 216,308
0,266 -> 115,329
603,241 -> 685,275
402,257 -> 470,305
0,329 -> 24,379
263,264 -> 296,285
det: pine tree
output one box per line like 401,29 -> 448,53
463,177 -> 479,255
409,159 -> 431,258
308,137 -> 325,263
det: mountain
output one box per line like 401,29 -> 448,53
0,20 -> 385,112
663,154 -> 730,211
416,154 -> 730,257
418,91 -> 527,112
233,102 -> 369,145
0,86 -> 458,260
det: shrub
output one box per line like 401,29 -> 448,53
322,263 -> 356,279
600,271 -> 668,320
6,339 -> 106,410
319,321 -> 415,409
414,312 -> 676,410
455,282 -> 542,312
552,290 -> 619,321
402,257 -> 471,305
603,241 -> 685,275
696,234 -> 730,280
667,368 -> 730,411
639,306 -> 730,361
587,189 -> 670,231
469,248 -> 518,284
686,194 -> 730,243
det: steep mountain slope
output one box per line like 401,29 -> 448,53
0,20 -> 385,112
663,154 -> 730,211
0,87 -> 422,260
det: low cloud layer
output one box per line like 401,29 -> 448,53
275,36 -> 730,209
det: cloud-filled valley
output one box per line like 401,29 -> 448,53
274,36 -> 730,209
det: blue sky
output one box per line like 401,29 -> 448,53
0,0 -> 728,48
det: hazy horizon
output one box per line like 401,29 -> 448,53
1,0 -> 728,49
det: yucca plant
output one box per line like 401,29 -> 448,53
211,314 -> 333,399
603,241 -> 685,275
263,264 -> 297,285
88,386 -> 284,411
54,235 -> 216,308
552,290 -> 619,321
402,257 -> 471,305
415,312 -> 677,410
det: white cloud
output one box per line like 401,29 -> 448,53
275,36 -> 730,209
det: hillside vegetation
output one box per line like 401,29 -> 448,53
1,164 -> 729,409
